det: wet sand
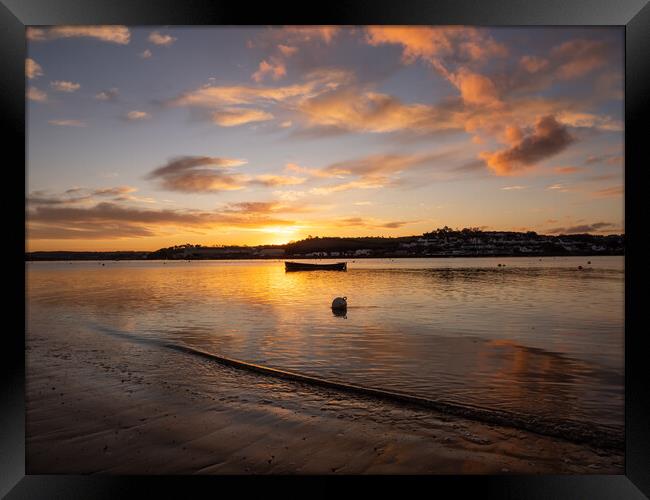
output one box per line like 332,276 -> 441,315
26,326 -> 623,474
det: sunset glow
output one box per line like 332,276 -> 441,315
26,26 -> 623,251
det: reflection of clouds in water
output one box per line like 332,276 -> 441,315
26,257 -> 623,432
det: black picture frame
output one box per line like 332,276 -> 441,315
3,0 -> 649,497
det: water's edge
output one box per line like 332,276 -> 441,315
93,323 -> 623,451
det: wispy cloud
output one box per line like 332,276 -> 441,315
591,185 -> 623,198
252,58 -> 286,82
27,86 -> 47,102
148,31 -> 177,46
211,107 -> 274,127
139,49 -> 152,59
26,58 -> 43,79
125,110 -> 151,121
546,221 -> 616,234
27,26 -> 130,44
48,119 -> 86,127
50,80 -> 81,93
95,88 -> 119,101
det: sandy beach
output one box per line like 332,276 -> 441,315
26,323 -> 623,475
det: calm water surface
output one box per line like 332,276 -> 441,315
27,256 -> 624,435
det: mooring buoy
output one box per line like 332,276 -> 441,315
332,296 -> 347,310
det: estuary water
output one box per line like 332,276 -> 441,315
26,256 -> 624,443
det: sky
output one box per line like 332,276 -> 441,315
26,26 -> 624,251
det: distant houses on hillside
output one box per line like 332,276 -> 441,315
26,228 -> 624,261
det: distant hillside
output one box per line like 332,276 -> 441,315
26,228 -> 624,261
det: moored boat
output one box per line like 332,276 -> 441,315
285,261 -> 347,272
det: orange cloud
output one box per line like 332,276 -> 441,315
480,115 -> 575,175
50,80 -> 81,92
554,166 -> 584,174
148,31 -> 176,46
278,44 -> 298,56
592,185 -> 623,198
27,26 -> 130,44
26,58 -> 43,79
27,86 -> 47,102
365,26 -> 507,106
519,55 -> 550,73
448,68 -> 501,106
365,26 -> 506,65
281,26 -> 340,44
297,87 -> 464,134
125,110 -> 151,121
252,175 -> 306,187
211,107 -> 274,126
552,39 -> 609,80
252,58 -> 287,82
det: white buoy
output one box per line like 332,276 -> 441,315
332,296 -> 347,310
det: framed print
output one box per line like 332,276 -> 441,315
3,0 -> 650,498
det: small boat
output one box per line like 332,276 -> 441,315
285,261 -> 347,272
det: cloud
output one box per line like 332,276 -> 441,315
27,86 -> 47,102
551,39 -> 609,80
546,221 -> 615,234
296,87 -> 464,134
448,68 -> 501,107
364,26 -> 507,106
280,27 -> 340,44
480,115 -> 575,175
26,58 -> 43,79
148,31 -> 177,46
585,154 -> 624,166
592,185 -> 623,198
278,44 -> 298,56
211,107 -> 274,126
92,186 -> 137,196
251,175 -> 306,187
501,185 -> 527,190
27,26 -> 131,44
125,110 -> 151,121
50,80 -> 81,92
146,156 -> 249,193
519,55 -> 549,74
335,217 -> 416,229
95,88 -> 119,101
296,150 -> 462,194
140,49 -> 152,59
222,201 -> 313,214
27,198 -> 298,240
554,166 -> 584,174
555,111 -> 622,131
511,38 -> 614,95
48,119 -> 86,127
27,186 -> 140,207
365,26 -> 507,67
252,58 -> 287,82
546,183 -> 571,192
168,68 -> 351,109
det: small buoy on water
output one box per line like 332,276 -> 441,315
587,261 -> 591,265
578,265 -> 583,270
332,296 -> 347,311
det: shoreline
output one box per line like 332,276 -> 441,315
25,253 -> 623,262
27,324 -> 624,474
